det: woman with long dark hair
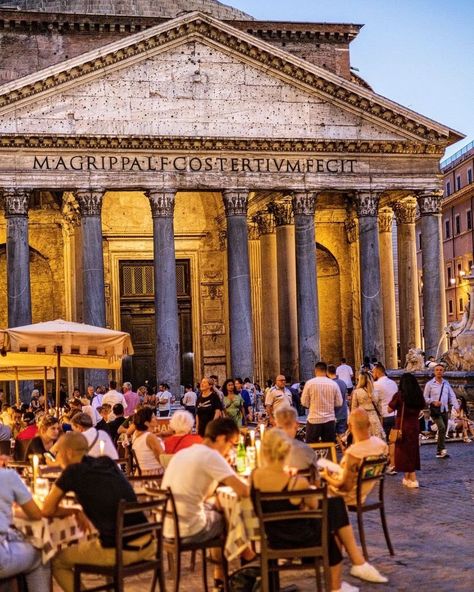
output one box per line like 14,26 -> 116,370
388,372 -> 425,488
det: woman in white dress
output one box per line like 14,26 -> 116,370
351,371 -> 385,440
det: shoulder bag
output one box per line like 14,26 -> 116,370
389,400 -> 405,444
429,383 -> 445,419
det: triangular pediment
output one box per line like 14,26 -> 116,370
0,11 -> 462,148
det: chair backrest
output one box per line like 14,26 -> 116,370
115,490 -> 170,569
355,454 -> 388,505
253,486 -> 328,554
129,448 -> 142,476
159,453 -> 173,469
0,440 -> 11,455
14,438 -> 32,461
308,442 -> 338,463
162,488 -> 182,542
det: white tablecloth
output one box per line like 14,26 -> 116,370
217,487 -> 259,561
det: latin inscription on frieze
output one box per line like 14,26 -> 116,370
33,155 -> 357,174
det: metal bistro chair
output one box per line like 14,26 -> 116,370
253,486 -> 331,592
308,442 -> 338,463
73,493 -> 169,592
347,454 -> 394,561
162,489 -> 229,592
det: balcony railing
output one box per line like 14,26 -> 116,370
441,140 -> 474,171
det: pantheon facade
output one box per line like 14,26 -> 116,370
0,1 -> 463,391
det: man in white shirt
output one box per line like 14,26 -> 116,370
336,358 -> 354,394
157,383 -> 172,417
162,417 -> 251,584
265,375 -> 293,426
373,363 -> 399,473
301,361 -> 343,444
181,384 -> 197,415
70,413 -> 118,460
102,381 -> 126,410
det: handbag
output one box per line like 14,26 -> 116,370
429,384 -> 445,419
389,401 -> 405,444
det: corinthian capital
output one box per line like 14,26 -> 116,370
253,211 -> 275,235
344,215 -> 358,244
378,207 -> 394,233
75,188 -> 105,217
267,200 -> 293,226
222,189 -> 249,217
354,192 -> 380,217
247,220 -> 260,241
2,188 -> 32,217
292,191 -> 317,216
393,198 -> 417,225
146,190 -> 176,218
417,190 -> 443,215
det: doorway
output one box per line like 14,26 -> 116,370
119,259 -> 193,389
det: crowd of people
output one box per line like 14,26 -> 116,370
0,360 -> 472,592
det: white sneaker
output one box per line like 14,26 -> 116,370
350,562 -> 388,583
406,480 -> 419,488
338,582 -> 360,592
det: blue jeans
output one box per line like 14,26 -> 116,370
0,530 -> 50,592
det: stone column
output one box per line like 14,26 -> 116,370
355,192 -> 385,362
268,200 -> 298,381
393,198 -> 421,363
345,214 -> 362,370
222,190 -> 254,379
147,190 -> 181,393
417,190 -> 447,357
378,208 -> 398,368
75,189 -> 108,387
3,189 -> 33,328
254,211 -> 280,381
248,221 -> 263,383
293,192 -> 320,380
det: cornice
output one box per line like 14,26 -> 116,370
0,134 -> 445,155
0,11 -> 462,145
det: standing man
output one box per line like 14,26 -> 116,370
102,381 -> 126,410
157,383 -> 172,417
235,378 -> 252,423
181,384 -> 197,416
265,374 -> 293,426
327,365 -> 348,436
336,358 -> 354,396
373,363 -> 399,472
122,382 -> 139,417
424,364 -> 459,458
301,361 -> 342,444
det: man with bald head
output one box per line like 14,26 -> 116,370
265,375 -> 293,426
42,432 -> 155,592
321,408 -> 388,506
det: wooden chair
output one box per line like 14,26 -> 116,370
73,493 -> 169,592
347,454 -> 394,561
308,442 -> 338,463
162,489 -> 229,592
253,486 -> 331,592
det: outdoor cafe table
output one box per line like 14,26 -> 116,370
13,512 -> 93,563
216,486 -> 260,561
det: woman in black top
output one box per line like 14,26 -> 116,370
195,378 -> 222,437
25,415 -> 60,462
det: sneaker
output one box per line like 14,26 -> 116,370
386,466 -> 397,475
339,582 -> 360,592
436,449 -> 450,458
463,437 -> 472,443
350,562 -> 388,583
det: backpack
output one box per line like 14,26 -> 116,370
229,566 -> 261,592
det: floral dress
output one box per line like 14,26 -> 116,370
224,394 -> 244,427
351,387 -> 385,440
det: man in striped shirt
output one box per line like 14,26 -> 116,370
302,361 -> 343,444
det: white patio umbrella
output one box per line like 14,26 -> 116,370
0,319 -> 134,408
